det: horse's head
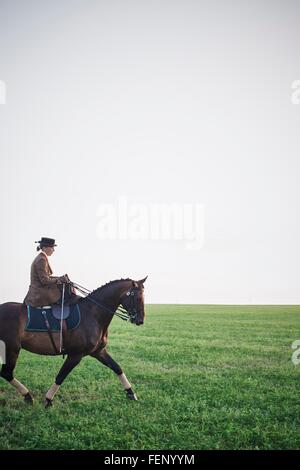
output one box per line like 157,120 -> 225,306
120,276 -> 147,325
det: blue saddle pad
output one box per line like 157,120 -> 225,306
25,304 -> 81,332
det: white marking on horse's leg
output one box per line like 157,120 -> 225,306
45,383 -> 60,401
10,378 -> 29,396
118,373 -> 138,400
118,373 -> 131,390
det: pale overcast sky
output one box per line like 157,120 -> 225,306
0,0 -> 299,304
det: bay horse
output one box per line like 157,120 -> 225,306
0,277 -> 147,406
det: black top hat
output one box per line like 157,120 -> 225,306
35,237 -> 57,247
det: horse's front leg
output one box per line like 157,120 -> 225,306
91,348 -> 138,401
45,353 -> 83,407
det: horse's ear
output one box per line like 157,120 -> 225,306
132,281 -> 139,288
138,276 -> 148,285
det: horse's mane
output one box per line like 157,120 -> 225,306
79,278 -> 132,302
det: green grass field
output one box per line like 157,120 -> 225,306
0,305 -> 299,450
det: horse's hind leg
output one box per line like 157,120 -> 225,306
91,348 -> 138,401
45,353 -> 83,407
0,349 -> 33,404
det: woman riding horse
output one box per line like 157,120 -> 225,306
0,237 -> 147,406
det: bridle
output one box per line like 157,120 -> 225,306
122,288 -> 139,323
70,281 -> 140,323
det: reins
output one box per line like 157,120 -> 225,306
70,281 -> 132,321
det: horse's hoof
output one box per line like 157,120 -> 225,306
45,398 -> 53,408
126,390 -> 138,401
24,393 -> 34,405
128,394 -> 138,401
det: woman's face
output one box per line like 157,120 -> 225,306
43,246 -> 55,256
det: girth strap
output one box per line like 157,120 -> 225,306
41,310 -> 60,355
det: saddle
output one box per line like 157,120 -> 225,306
51,292 -> 82,319
52,304 -> 70,320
